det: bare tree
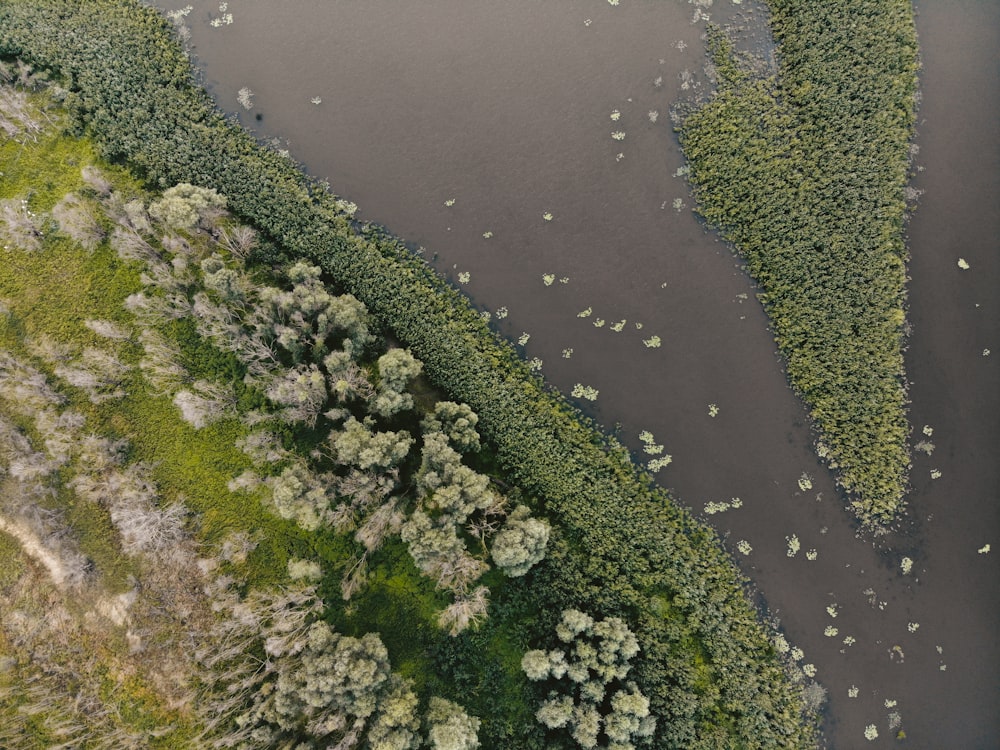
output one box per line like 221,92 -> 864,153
0,197 -> 44,252
52,193 -> 105,251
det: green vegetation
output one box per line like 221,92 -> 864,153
678,1 -> 919,529
0,2 -> 827,747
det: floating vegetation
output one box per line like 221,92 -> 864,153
610,109 -> 621,121
957,258 -> 970,270
707,403 -> 719,417
914,439 -> 935,456
673,197 -> 685,211
801,664 -> 816,678
848,686 -> 859,698
826,604 -> 839,618
634,322 -> 643,330
864,724 -> 879,741
654,75 -> 664,88
527,357 -> 543,372
704,497 -> 742,515
639,430 -> 664,455
907,622 -> 919,633
457,271 -> 471,284
495,306 -> 508,320
805,549 -> 817,561
646,455 -> 673,473
615,152 -> 625,162
674,165 -> 691,178
561,348 -> 573,359
570,383 -> 599,401
648,110 -> 659,123
607,0 -> 619,6
209,1 -> 233,27
984,348 -> 991,357
797,473 -> 813,492
824,626 -> 838,638
923,424 -> 934,437
517,332 -> 530,346
310,96 -> 322,105
577,307 -> 592,318
542,274 -> 555,286
542,212 -> 553,221
842,635 -> 855,646
643,335 -> 662,348
482,231 -> 493,239
479,310 -> 491,322
736,540 -> 752,555
929,468 -> 942,480
559,277 -> 569,284
593,318 -> 605,328
444,198 -> 456,207
611,131 -> 626,141
900,557 -> 913,575
978,544 -> 991,555
785,534 -> 800,557
236,86 -> 254,110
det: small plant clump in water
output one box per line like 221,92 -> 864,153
864,724 -> 879,741
611,131 -> 626,141
736,540 -> 752,555
543,274 -> 555,286
643,335 -> 661,348
517,332 -> 530,346
457,271 -> 470,284
786,534 -> 800,557
957,258 -> 970,270
707,403 -> 719,417
978,544 -> 991,555
797,472 -> 813,492
900,557 -> 913,575
571,384 -> 599,401
647,455 -> 672,473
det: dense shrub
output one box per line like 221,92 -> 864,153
678,2 -> 918,528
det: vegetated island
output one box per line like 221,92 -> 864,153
678,0 -> 919,531
0,1 -> 821,748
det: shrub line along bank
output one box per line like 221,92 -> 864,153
0,2 -> 818,747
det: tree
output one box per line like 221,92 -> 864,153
490,505 -> 549,577
522,610 -> 655,749
148,182 -> 227,230
332,417 -> 413,472
370,348 -> 422,418
264,462 -> 335,532
417,433 -> 496,524
421,401 -> 480,453
425,697 -> 481,750
264,364 -> 328,426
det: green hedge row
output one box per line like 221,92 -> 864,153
679,2 -> 918,529
0,2 -> 817,746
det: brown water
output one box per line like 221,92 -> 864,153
156,1 -> 999,747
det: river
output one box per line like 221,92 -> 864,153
153,1 -> 999,746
